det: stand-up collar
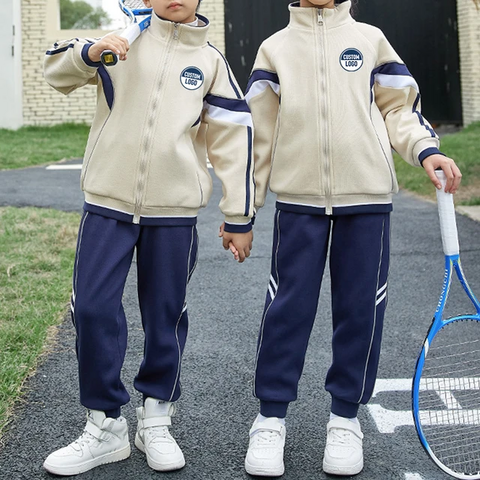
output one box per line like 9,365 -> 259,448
288,1 -> 354,30
148,12 -> 209,47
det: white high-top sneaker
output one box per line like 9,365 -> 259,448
135,398 -> 185,471
323,416 -> 364,476
245,416 -> 286,477
43,410 -> 130,476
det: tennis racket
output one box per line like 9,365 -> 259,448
412,170 -> 480,479
100,0 -> 152,66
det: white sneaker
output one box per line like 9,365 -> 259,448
135,398 -> 185,471
322,416 -> 364,476
43,410 -> 130,476
245,416 -> 286,477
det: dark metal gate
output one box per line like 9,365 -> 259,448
224,0 -> 462,124
224,0 -> 291,91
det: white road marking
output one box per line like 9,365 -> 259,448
367,378 -> 480,433
46,164 -> 82,170
405,474 -> 424,480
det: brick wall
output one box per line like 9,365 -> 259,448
457,0 -> 480,125
21,0 -> 225,126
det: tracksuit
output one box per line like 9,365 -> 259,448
44,13 -> 254,412
245,0 -> 443,418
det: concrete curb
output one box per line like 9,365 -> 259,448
457,205 -> 480,223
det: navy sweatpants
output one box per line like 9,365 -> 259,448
255,210 -> 390,419
71,211 -> 198,413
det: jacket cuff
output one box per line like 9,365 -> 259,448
81,43 -> 102,68
224,221 -> 252,233
419,147 -> 445,166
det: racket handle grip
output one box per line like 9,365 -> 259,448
100,23 -> 142,67
435,170 -> 460,256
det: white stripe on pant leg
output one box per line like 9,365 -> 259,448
377,282 -> 387,296
253,210 -> 281,397
357,217 -> 386,403
72,212 -> 89,321
169,225 -> 196,402
270,274 -> 278,291
268,285 -> 275,301
376,291 -> 387,306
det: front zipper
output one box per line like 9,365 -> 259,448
133,23 -> 180,223
317,10 -> 332,214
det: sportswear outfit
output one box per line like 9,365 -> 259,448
44,13 -> 253,421
245,0 -> 441,427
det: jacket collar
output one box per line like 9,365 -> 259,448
288,1 -> 354,30
148,12 -> 209,47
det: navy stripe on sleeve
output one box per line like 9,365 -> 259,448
244,126 -> 253,217
204,94 -> 250,113
97,66 -> 114,110
46,44 -> 74,55
246,70 -> 280,95
370,62 -> 412,92
207,42 -> 241,99
412,94 -> 436,138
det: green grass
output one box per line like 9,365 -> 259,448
394,122 -> 480,205
0,124 -> 90,170
0,207 -> 80,437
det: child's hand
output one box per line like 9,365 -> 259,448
88,35 -> 130,63
422,154 -> 462,194
218,223 -> 253,263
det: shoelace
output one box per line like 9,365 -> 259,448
329,428 -> 351,446
146,425 -> 171,443
72,429 -> 97,449
252,429 -> 281,446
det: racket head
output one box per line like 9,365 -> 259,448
119,0 -> 152,19
413,315 -> 480,479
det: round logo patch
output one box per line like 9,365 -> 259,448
180,67 -> 204,90
340,49 -> 364,72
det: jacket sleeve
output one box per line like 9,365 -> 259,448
44,38 -> 101,95
244,42 -> 280,210
373,34 -> 442,167
203,50 -> 255,233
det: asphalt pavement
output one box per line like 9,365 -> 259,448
0,160 -> 479,480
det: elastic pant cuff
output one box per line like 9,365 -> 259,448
260,401 -> 289,418
104,407 -> 121,419
331,397 -> 360,418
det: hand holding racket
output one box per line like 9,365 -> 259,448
412,170 -> 480,479
100,0 -> 152,66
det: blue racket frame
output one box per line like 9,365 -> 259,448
412,253 -> 480,479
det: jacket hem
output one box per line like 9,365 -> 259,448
276,201 -> 392,216
84,202 -> 197,226
84,195 -> 200,225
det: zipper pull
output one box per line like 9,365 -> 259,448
318,9 -> 324,25
173,23 -> 179,40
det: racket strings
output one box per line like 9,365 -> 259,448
418,320 -> 480,476
123,0 -> 148,9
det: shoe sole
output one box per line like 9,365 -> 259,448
245,458 -> 285,477
322,458 -> 363,476
135,433 -> 186,472
43,444 -> 131,476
